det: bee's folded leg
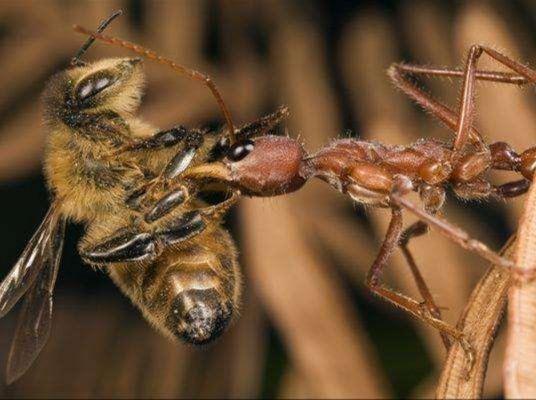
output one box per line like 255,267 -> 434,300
80,231 -> 157,264
155,211 -> 207,245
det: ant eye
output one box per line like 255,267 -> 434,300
76,74 -> 115,101
228,140 -> 254,161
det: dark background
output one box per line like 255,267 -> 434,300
0,0 -> 534,397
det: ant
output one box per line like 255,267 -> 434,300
181,45 -> 536,371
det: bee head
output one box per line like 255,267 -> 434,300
66,57 -> 145,114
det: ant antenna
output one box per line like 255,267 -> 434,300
70,10 -> 123,67
72,23 -> 236,143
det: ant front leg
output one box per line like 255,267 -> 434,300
365,208 -> 473,368
387,63 -> 485,149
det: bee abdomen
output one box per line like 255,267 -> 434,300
166,288 -> 233,344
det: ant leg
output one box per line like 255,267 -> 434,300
393,46 -> 536,157
494,179 -> 531,199
450,46 -> 489,156
366,209 -> 473,368
390,192 -> 513,269
399,221 -> 451,349
388,62 -> 534,147
387,64 -> 485,148
391,63 -> 530,85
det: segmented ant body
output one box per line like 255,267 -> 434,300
158,45 -> 536,369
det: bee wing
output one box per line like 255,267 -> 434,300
0,204 -> 64,318
5,211 -> 66,384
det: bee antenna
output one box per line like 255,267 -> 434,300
72,24 -> 236,143
70,9 -> 123,67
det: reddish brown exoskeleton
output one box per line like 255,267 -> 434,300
179,46 -> 536,371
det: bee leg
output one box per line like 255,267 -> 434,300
141,130 -> 205,200
81,211 -> 206,265
155,211 -> 207,246
84,191 -> 237,266
80,230 -> 157,264
199,190 -> 240,220
125,184 -> 150,211
145,185 -> 238,225
144,185 -> 189,223
118,126 -> 189,152
162,130 -> 205,179
234,105 -> 290,141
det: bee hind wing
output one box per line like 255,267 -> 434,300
5,212 -> 65,384
0,204 -> 65,318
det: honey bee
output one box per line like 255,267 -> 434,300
0,11 -> 307,383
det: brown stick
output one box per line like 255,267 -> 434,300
505,182 -> 536,397
436,237 -> 514,398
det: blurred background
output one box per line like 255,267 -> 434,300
0,0 -> 535,398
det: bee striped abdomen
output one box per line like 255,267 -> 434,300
108,228 -> 241,345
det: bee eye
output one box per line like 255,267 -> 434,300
228,140 -> 254,161
76,75 -> 114,101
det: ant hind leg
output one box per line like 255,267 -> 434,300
390,192 -> 513,269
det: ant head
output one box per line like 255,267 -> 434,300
222,107 -> 308,196
185,107 -> 309,197
223,134 -> 308,196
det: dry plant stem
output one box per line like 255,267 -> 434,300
436,238 -> 514,399
504,187 -> 536,397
